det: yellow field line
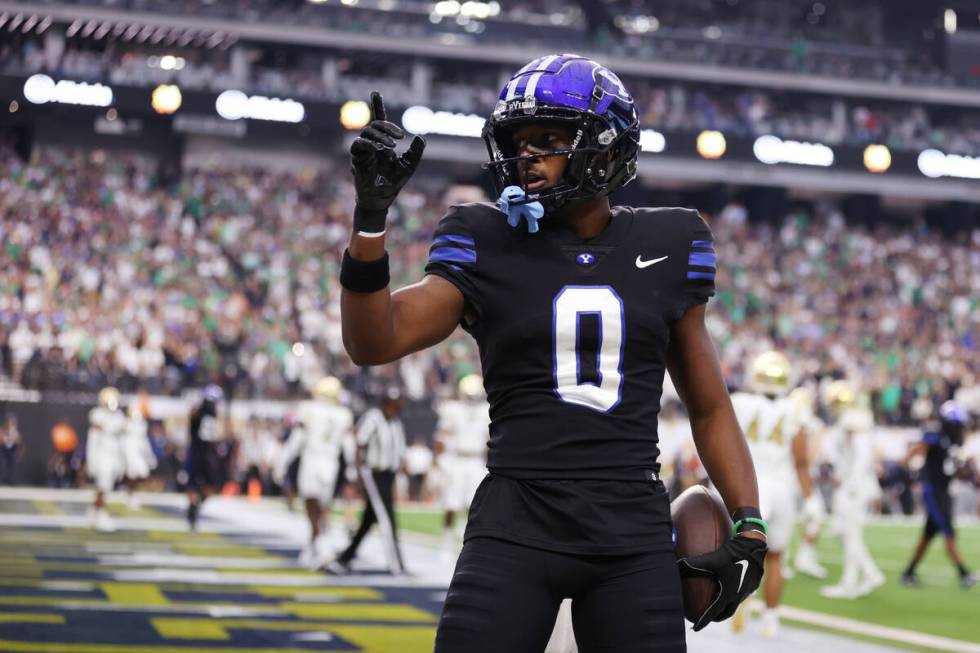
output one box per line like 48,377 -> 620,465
0,613 -> 65,624
150,617 -> 436,648
30,500 -> 68,516
100,583 -> 170,606
0,641 -> 324,653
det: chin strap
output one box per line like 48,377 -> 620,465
498,185 -> 545,233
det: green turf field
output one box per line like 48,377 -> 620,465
782,521 -> 980,645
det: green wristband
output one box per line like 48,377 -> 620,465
732,517 -> 768,537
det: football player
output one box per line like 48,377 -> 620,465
788,381 -> 861,581
730,351 -> 823,638
274,376 -> 353,569
121,400 -> 156,509
435,373 -> 490,558
340,54 -> 767,651
902,401 -> 976,589
185,384 -> 223,531
87,386 -> 127,532
820,403 -> 885,598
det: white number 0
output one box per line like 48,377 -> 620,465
553,286 -> 625,413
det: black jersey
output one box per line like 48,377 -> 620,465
189,400 -> 219,453
424,202 -> 715,554
922,430 -> 957,491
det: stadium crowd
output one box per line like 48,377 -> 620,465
0,144 -> 976,428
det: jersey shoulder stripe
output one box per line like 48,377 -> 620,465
429,247 -> 477,265
434,234 -> 475,247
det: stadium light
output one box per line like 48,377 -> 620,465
696,130 -> 726,160
434,1 -> 461,16
863,144 -> 892,174
215,90 -> 305,123
340,100 -> 371,130
158,55 -> 186,71
151,84 -> 182,114
23,74 -> 113,107
615,15 -> 660,34
402,105 -> 484,138
917,148 -> 980,180
945,8 -> 957,34
753,134 -> 833,167
639,129 -> 666,153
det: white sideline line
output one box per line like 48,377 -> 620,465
780,605 -> 980,653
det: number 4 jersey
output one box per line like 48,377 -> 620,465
423,202 -> 715,554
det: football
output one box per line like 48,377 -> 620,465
670,484 -> 733,624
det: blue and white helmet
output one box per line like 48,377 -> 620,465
482,54 -> 640,213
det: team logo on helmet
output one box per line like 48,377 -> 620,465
482,54 -> 640,217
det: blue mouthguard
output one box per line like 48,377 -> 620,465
498,185 -> 546,233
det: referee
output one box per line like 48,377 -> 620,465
331,387 -> 407,574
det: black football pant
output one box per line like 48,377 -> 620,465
435,536 -> 685,653
921,482 -> 955,539
339,468 -> 405,573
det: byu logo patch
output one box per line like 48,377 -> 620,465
576,252 -> 596,266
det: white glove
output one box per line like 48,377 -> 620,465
802,493 -> 826,525
272,463 -> 287,488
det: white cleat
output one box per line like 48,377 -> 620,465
855,574 -> 886,597
94,509 -> 116,532
311,535 -> 335,570
298,543 -> 315,569
820,584 -> 860,599
760,610 -> 779,639
794,550 -> 828,579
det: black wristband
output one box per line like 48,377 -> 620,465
731,506 -> 767,536
340,248 -> 390,293
353,205 -> 388,236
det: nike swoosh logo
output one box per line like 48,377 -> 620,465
635,255 -> 668,269
735,560 -> 749,593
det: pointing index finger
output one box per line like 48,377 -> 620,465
370,91 -> 386,122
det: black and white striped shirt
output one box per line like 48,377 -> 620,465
356,408 -> 406,472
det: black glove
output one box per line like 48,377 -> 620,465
677,535 -> 767,631
350,91 -> 426,234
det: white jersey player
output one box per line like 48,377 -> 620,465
821,405 -> 884,598
436,374 -> 490,555
87,387 -> 128,531
730,351 -> 823,639
788,386 -> 828,581
275,376 -> 353,569
121,402 -> 157,507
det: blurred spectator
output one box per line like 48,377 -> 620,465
47,449 -> 83,488
0,415 -> 24,485
0,146 -> 975,425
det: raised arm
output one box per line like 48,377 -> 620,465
340,91 -> 464,366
